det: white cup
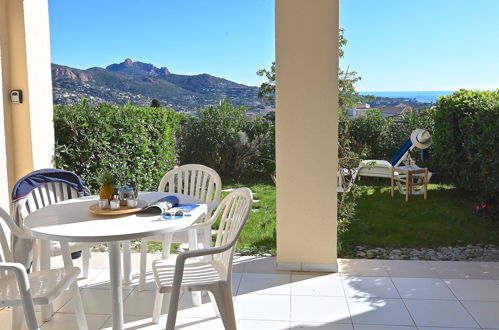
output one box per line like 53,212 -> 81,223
127,199 -> 138,208
99,199 -> 109,209
110,199 -> 120,210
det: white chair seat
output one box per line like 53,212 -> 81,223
0,267 -> 80,306
49,241 -> 95,256
153,260 -> 222,293
144,229 -> 202,246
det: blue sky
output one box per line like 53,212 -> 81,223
341,0 -> 499,91
49,0 -> 499,90
48,0 -> 275,87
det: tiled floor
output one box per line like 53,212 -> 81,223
2,254 -> 499,329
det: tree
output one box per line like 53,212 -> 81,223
257,29 -> 364,109
150,98 -> 161,108
256,62 -> 275,104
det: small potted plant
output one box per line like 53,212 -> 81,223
98,170 -> 116,200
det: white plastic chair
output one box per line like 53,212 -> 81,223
138,164 -> 222,291
0,207 -> 88,330
14,182 -> 95,278
151,188 -> 252,330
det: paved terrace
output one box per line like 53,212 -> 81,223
2,253 -> 499,329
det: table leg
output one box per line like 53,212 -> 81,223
188,229 -> 202,306
405,173 -> 410,202
108,241 -> 124,330
121,240 -> 132,285
391,169 -> 395,197
424,169 -> 428,200
60,242 -> 88,330
161,233 -> 173,259
40,240 -> 53,321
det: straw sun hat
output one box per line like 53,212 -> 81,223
410,129 -> 432,149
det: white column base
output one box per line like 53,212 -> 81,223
277,262 -> 338,273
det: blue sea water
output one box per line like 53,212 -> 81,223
359,91 -> 454,103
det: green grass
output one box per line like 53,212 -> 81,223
141,181 -> 499,257
339,184 -> 499,256
222,181 -> 277,255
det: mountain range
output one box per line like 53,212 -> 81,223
52,58 -> 265,112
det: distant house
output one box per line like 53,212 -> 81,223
377,104 -> 412,121
348,103 -> 371,118
348,103 -> 412,121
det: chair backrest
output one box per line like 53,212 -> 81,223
14,182 -> 79,221
158,164 -> 222,214
211,188 -> 252,278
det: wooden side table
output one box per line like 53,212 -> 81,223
391,166 -> 429,202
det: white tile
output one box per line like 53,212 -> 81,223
176,292 -> 226,319
100,315 -> 222,330
59,288 -> 133,315
338,259 -> 389,277
353,325 -> 416,330
462,300 -> 499,329
41,312 -> 110,330
381,260 -> 438,278
291,274 -> 345,297
418,327 -> 480,330
290,296 -> 350,324
234,294 -> 290,321
123,289 -> 168,317
392,278 -> 455,300
238,319 -> 290,330
232,273 -> 243,295
428,261 -> 491,279
237,273 -> 291,295
404,299 -> 479,328
0,310 -> 30,330
444,279 -> 499,301
347,297 -> 414,326
290,322 -> 353,329
243,257 -> 289,274
480,262 -> 499,280
342,277 -> 399,298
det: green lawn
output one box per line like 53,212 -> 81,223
222,181 -> 277,255
143,181 -> 499,257
339,184 -> 499,257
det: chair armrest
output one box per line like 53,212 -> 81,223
0,262 -> 38,329
0,208 -> 33,239
0,262 -> 30,288
175,243 -> 233,266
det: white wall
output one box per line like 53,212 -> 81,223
24,0 -> 54,170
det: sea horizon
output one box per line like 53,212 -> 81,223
359,90 -> 454,103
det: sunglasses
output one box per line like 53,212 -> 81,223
162,211 -> 184,220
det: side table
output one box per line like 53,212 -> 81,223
391,166 -> 429,202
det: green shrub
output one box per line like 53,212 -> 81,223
177,100 -> 275,180
346,108 -> 436,165
53,103 -> 179,192
433,89 -> 499,206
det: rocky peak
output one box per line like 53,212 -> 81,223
51,65 -> 91,82
106,58 -> 170,77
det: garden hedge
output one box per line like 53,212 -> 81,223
53,103 -> 179,193
433,89 -> 499,205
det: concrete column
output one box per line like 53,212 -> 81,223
0,0 -> 54,211
275,0 -> 339,272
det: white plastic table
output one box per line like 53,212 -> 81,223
24,192 -> 207,330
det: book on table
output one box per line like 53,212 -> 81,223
139,195 -> 200,219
